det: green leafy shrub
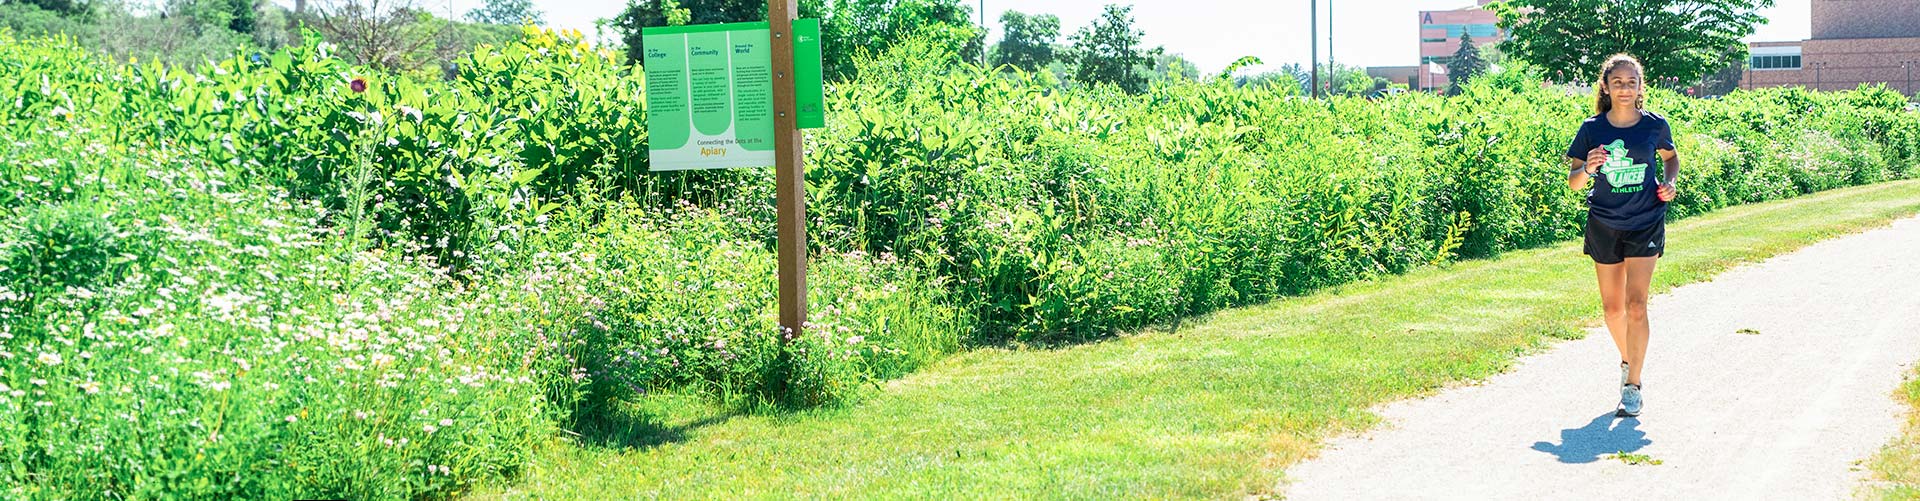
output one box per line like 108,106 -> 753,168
515,203 -> 970,414
0,202 -> 125,297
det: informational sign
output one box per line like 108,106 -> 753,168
643,20 -> 823,171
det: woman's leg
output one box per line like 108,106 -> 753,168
1622,256 -> 1659,386
1594,262 -> 1630,367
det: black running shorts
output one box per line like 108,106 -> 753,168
1583,217 -> 1665,265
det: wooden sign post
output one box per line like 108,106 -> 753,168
769,0 -> 807,344
641,8 -> 822,395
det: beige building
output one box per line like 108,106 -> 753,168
1740,0 -> 1920,95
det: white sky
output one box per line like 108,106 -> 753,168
280,0 -> 1815,74
968,0 -> 1813,73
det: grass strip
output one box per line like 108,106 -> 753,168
1863,366 -> 1920,500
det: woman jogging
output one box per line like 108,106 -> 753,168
1564,54 -> 1681,418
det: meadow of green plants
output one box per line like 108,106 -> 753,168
2,26 -> 1917,498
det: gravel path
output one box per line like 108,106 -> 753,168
1280,215 -> 1920,499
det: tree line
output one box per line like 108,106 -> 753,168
615,0 -> 1198,93
0,0 -> 1793,98
0,0 -> 536,78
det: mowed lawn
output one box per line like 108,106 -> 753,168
473,179 -> 1920,499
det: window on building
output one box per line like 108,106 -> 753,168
1418,24 -> 1502,39
1749,54 -> 1802,69
1420,38 -> 1447,43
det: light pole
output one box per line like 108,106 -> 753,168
1310,0 -> 1319,99
1904,60 -> 1917,101
1812,61 -> 1829,91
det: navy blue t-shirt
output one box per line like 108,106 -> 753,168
1565,110 -> 1675,231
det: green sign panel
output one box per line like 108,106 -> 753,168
643,20 -> 824,171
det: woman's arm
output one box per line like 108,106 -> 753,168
1567,146 -> 1604,191
1656,148 -> 1681,202
1658,148 -> 1680,185
1567,158 -> 1589,190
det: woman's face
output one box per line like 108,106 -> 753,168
1605,66 -> 1643,110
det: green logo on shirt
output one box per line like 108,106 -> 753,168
1600,139 -> 1647,193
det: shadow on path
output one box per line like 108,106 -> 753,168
1530,412 -> 1652,463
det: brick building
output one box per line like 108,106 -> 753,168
1739,0 -> 1920,96
1368,0 -> 1504,93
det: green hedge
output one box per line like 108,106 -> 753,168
807,41 -> 1919,342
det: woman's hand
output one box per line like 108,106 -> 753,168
1584,146 -> 1607,175
1656,180 -> 1678,202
